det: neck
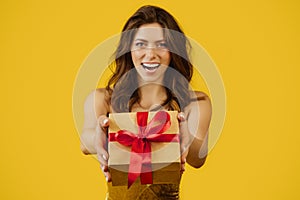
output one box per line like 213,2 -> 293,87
137,84 -> 167,111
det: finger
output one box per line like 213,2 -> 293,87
178,112 -> 186,122
99,164 -> 111,182
180,142 -> 189,173
97,115 -> 109,128
95,126 -> 108,148
100,163 -> 109,173
95,117 -> 109,160
180,163 -> 185,174
180,149 -> 187,174
181,147 -> 188,163
95,134 -> 108,162
179,125 -> 191,153
181,142 -> 187,156
99,156 -> 109,173
104,171 -> 112,182
179,117 -> 193,154
97,150 -> 109,166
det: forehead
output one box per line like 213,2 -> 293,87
133,23 -> 164,41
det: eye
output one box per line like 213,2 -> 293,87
135,42 -> 146,47
157,42 -> 168,48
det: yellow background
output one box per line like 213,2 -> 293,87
1,0 -> 299,199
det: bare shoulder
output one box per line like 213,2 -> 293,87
189,91 -> 211,105
187,90 -> 212,117
190,90 -> 210,100
95,88 -> 110,103
186,91 -> 212,141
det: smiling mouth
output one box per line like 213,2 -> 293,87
142,63 -> 160,71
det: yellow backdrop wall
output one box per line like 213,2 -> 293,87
0,0 -> 299,199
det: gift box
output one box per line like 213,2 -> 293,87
108,111 -> 181,187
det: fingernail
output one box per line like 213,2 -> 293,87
103,119 -> 109,125
179,113 -> 185,121
181,164 -> 185,174
102,154 -> 107,161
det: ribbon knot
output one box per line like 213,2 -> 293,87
109,111 -> 179,188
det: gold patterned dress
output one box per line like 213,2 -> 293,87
105,178 -> 180,200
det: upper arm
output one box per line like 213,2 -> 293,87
187,91 -> 212,141
80,89 -> 110,154
185,91 -> 212,166
83,88 -> 110,130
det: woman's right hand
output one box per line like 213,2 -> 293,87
95,115 -> 111,182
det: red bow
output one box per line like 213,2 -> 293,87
109,111 -> 179,188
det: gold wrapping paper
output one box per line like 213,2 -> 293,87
108,111 -> 181,186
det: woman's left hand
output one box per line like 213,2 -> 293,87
177,112 -> 192,174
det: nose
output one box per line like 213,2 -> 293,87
144,47 -> 156,59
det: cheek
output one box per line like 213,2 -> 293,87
162,51 -> 171,65
131,51 -> 143,66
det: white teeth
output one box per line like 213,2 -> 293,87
142,63 -> 160,68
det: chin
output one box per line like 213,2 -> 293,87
138,74 -> 164,84
136,67 -> 167,84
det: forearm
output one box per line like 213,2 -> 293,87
80,128 -> 97,154
186,136 -> 208,168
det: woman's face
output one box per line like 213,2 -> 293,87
131,23 -> 171,84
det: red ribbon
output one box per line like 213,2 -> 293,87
109,111 -> 179,188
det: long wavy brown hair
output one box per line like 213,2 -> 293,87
106,5 -> 194,112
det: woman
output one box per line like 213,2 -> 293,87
80,5 -> 212,199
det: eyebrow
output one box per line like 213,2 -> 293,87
134,38 -> 166,42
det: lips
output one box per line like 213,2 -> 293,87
142,63 -> 160,72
